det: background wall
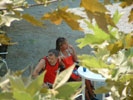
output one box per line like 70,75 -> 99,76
6,0 -> 92,74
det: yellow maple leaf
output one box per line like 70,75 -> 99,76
107,40 -> 124,55
41,7 -> 83,31
80,0 -> 108,13
22,14 -> 43,27
41,11 -> 62,25
0,34 -> 17,45
125,33 -> 133,49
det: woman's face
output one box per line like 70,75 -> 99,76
61,40 -> 68,50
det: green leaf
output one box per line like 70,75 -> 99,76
26,71 -> 46,96
22,14 -> 43,27
0,92 -> 14,100
9,76 -> 25,91
33,95 -> 39,100
94,85 -> 111,94
13,89 -> 33,100
76,20 -> 110,48
120,74 -> 133,82
56,82 -> 82,100
53,64 -> 75,89
78,54 -> 114,69
112,10 -> 123,24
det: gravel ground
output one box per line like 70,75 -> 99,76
106,3 -> 133,33
68,3 -> 133,34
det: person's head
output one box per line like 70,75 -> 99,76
47,49 -> 59,64
56,37 -> 68,51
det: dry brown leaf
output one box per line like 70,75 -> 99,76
0,34 -> 17,45
22,14 -> 43,27
41,11 -> 62,25
80,0 -> 108,13
120,0 -> 133,8
41,7 -> 83,31
129,9 -> 133,22
94,13 -> 116,34
104,0 -> 111,5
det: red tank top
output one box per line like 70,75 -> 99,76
62,51 -> 80,79
42,57 -> 59,84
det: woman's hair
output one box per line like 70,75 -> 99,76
56,37 -> 66,51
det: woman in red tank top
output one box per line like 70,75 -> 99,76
56,37 -> 97,100
56,37 -> 80,80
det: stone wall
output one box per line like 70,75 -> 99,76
6,0 -> 92,75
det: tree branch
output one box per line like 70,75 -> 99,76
0,0 -> 58,11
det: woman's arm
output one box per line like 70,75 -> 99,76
68,45 -> 78,62
32,59 -> 46,78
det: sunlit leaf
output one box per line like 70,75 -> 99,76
9,76 -> 25,91
22,14 -> 43,27
1,14 -> 20,27
94,85 -> 111,94
40,87 -> 48,94
80,0 -> 108,13
76,20 -> 110,48
53,64 -> 75,89
112,10 -> 123,24
120,74 -> 133,82
13,89 -> 33,100
56,82 -> 82,100
125,33 -> 133,49
26,71 -> 46,96
78,54 -> 114,69
111,51 -> 127,66
129,9 -> 133,22
33,94 -> 39,100
107,40 -> 124,55
0,92 -> 14,100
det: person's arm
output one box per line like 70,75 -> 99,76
68,45 -> 78,62
32,59 -> 46,78
58,57 -> 66,72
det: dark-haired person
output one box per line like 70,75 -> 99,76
32,49 -> 64,89
56,37 -> 97,100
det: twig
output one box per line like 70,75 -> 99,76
0,0 -> 58,11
